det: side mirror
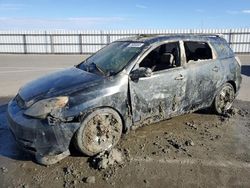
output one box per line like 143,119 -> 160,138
130,67 -> 152,81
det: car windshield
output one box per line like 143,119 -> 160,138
77,41 -> 145,76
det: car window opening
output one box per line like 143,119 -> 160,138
139,42 -> 180,72
184,41 -> 213,63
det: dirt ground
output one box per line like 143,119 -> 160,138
1,99 -> 250,188
0,55 -> 250,188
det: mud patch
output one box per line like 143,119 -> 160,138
90,149 -> 124,170
83,111 -> 122,155
1,100 -> 250,187
219,106 -> 249,122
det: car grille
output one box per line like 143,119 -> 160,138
15,94 -> 26,109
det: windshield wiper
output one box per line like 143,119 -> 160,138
90,62 -> 106,76
75,60 -> 88,71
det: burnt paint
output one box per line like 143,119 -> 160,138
19,67 -> 103,103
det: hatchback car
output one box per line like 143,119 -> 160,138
8,34 -> 241,165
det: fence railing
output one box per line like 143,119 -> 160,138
0,28 -> 250,54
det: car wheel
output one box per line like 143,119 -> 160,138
74,108 -> 123,156
213,83 -> 235,114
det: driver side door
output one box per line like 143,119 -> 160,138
129,42 -> 188,124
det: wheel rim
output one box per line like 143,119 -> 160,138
82,112 -> 122,154
216,85 -> 235,114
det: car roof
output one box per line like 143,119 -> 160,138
117,34 -> 225,45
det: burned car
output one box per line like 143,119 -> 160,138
8,34 -> 241,165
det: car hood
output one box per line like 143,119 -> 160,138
18,67 -> 103,102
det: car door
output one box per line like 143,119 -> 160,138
128,42 -> 188,124
183,41 -> 222,111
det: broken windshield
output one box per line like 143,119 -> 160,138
77,41 -> 145,76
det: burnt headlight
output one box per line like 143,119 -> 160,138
23,96 -> 69,119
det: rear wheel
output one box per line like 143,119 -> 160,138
213,83 -> 235,114
74,108 -> 123,156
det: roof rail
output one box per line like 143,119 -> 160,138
190,33 -> 222,37
135,33 -> 224,38
167,33 -> 225,39
136,34 -> 157,38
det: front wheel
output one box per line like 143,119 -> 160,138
212,83 -> 235,114
74,108 -> 123,156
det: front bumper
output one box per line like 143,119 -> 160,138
7,99 -> 80,162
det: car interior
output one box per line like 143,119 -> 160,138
139,42 -> 180,72
184,41 -> 213,62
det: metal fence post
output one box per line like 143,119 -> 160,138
100,30 -> 104,45
50,34 -> 54,54
45,31 -> 48,54
23,34 -> 27,54
107,34 -> 110,44
79,34 -> 82,54
228,29 -> 232,48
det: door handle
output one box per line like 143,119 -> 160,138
175,74 -> 184,80
212,66 -> 219,72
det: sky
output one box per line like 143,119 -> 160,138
0,0 -> 250,30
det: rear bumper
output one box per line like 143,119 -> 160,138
7,99 -> 80,158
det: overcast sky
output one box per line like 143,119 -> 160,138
0,0 -> 250,30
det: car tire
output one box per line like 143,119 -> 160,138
212,83 -> 235,115
74,108 -> 123,156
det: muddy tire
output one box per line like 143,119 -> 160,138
74,108 -> 123,156
212,83 -> 235,114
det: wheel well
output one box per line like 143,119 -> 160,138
227,80 -> 236,93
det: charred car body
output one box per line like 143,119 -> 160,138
8,34 -> 241,165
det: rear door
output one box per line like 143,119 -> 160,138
183,41 -> 222,110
